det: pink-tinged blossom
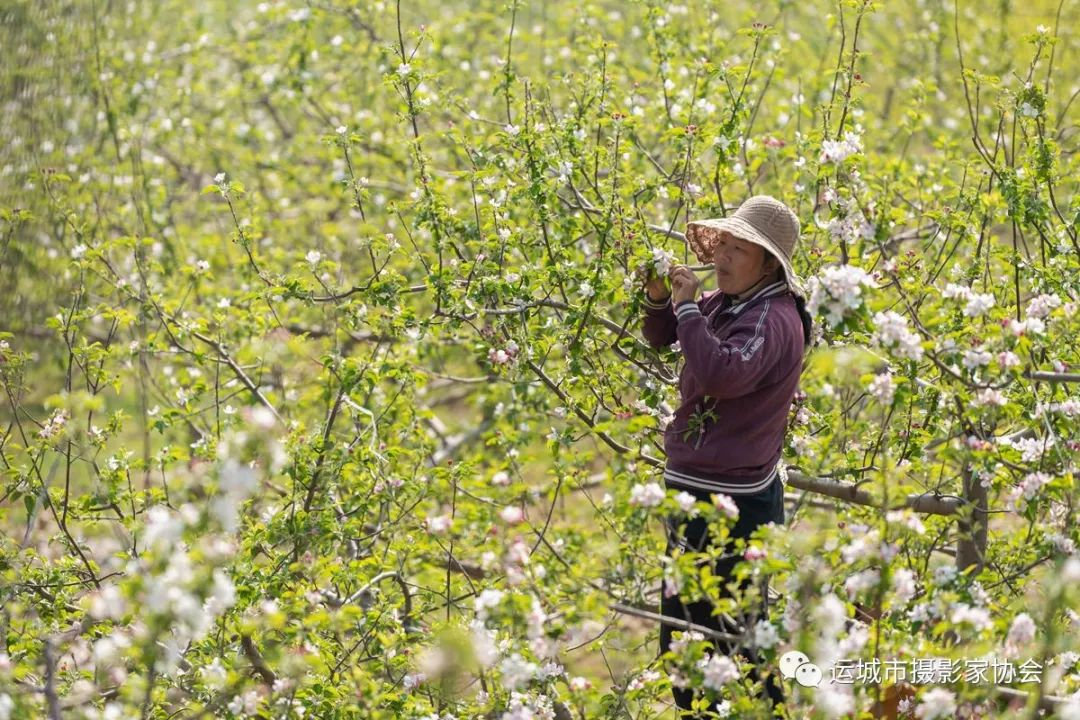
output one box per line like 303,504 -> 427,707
744,545 -> 768,562
626,668 -> 661,691
711,493 -> 740,520
505,538 -> 530,567
1026,293 -> 1061,319
424,514 -> 451,535
500,505 -> 525,525
1045,398 -> 1080,417
1008,317 -> 1046,336
38,409 -> 69,440
825,201 -> 876,245
1015,472 -> 1053,508
973,388 -> 1006,407
933,564 -> 957,585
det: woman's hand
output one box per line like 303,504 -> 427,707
642,268 -> 670,301
668,264 -> 700,305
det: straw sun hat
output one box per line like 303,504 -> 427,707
685,195 -> 806,299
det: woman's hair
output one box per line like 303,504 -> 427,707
765,253 -> 814,348
793,293 -> 814,348
774,263 -> 814,348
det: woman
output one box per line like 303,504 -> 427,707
640,195 -> 813,716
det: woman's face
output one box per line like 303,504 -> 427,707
710,230 -> 771,294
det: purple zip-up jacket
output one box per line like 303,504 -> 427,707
641,279 -> 804,495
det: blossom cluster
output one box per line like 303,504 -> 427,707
806,264 -> 874,328
942,283 -> 996,317
819,129 -> 864,164
871,310 -> 924,361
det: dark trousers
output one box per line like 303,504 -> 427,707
658,477 -> 786,717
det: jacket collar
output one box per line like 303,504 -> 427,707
720,280 -> 790,315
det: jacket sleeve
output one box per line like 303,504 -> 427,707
641,293 -> 678,348
673,298 -> 786,399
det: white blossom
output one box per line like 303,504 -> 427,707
819,129 -> 863,164
752,620 -> 780,649
867,371 -> 896,404
962,348 -> 992,370
806,264 -> 873,328
871,311 -> 924,360
629,482 -> 665,508
674,491 -> 697,514
1007,613 -> 1036,648
950,603 -> 992,632
891,568 -> 917,604
499,653 -> 537,691
200,657 -> 228,689
915,687 -> 956,719
844,569 -> 880,598
652,247 -> 676,276
698,653 -> 739,690
474,588 -> 505,621
964,292 -> 995,317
